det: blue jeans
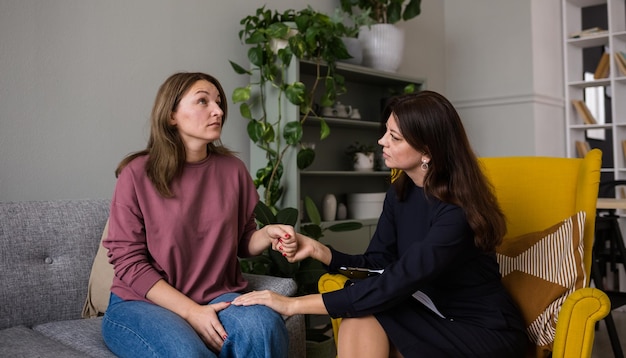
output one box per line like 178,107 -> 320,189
102,292 -> 288,358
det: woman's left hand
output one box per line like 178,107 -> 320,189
232,290 -> 293,316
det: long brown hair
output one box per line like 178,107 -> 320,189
115,72 -> 234,197
384,91 -> 506,252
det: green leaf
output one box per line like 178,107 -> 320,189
266,22 -> 290,39
229,60 -> 251,75
277,46 -> 294,65
245,30 -> 267,45
239,103 -> 252,120
404,83 -> 416,94
327,221 -> 363,232
403,0 -> 422,21
285,82 -> 306,105
283,121 -> 303,145
304,196 -> 321,225
288,36 -> 306,58
261,122 -> 276,143
254,201 -> 276,225
248,46 -> 264,67
232,86 -> 250,103
387,2 -> 402,24
276,207 -> 299,226
300,224 -> 323,240
319,119 -> 330,140
247,120 -> 263,143
297,148 -> 315,170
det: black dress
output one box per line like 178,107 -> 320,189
322,185 -> 528,357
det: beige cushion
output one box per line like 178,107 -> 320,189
496,211 -> 586,357
81,219 -> 114,318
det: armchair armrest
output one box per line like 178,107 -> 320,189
552,287 -> 611,358
318,273 -> 349,347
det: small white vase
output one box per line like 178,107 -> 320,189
337,203 -> 347,220
353,152 -> 375,172
358,24 -> 405,72
322,194 -> 337,222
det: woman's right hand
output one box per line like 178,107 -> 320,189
285,233 -> 332,265
184,301 -> 232,353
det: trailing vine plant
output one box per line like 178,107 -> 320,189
230,6 -> 351,210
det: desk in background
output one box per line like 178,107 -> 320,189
597,198 -> 626,210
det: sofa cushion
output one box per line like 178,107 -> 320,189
34,317 -> 116,358
0,326 -> 87,357
496,211 -> 586,356
0,200 -> 110,329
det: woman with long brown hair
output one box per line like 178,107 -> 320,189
233,91 -> 527,357
102,72 -> 296,358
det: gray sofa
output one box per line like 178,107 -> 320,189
0,199 -> 306,357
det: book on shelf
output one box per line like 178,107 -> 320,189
593,52 -> 610,79
571,99 -> 597,125
622,140 -> 626,161
569,27 -> 608,39
576,141 -> 591,158
615,52 -> 626,77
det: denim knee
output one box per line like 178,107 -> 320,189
215,294 -> 289,358
102,293 -> 214,358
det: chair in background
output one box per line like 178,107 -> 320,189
319,149 -> 610,358
592,180 -> 626,358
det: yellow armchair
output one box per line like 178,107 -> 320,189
319,149 -> 610,358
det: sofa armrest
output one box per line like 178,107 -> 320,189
242,273 -> 298,297
552,287 -> 611,358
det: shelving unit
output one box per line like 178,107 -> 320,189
563,0 -> 626,182
250,59 -> 426,253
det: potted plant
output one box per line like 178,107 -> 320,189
230,5 -> 351,210
346,141 -> 378,171
339,0 -> 422,72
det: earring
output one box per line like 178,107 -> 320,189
421,159 -> 429,171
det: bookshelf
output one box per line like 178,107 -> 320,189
563,0 -> 626,182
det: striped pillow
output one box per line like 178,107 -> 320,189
496,211 -> 586,357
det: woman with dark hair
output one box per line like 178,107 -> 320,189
233,91 -> 527,357
102,72 -> 296,358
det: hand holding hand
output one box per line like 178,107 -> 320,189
266,224 -> 297,259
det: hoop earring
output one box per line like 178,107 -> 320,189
421,160 -> 429,171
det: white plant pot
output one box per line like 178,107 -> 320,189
358,24 -> 405,72
339,37 -> 363,65
353,152 -> 375,172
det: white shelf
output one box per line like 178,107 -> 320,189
563,0 -> 626,179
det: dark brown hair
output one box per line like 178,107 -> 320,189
384,91 -> 506,252
115,72 -> 233,197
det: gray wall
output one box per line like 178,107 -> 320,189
0,0 -> 445,201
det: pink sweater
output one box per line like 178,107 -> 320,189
104,153 -> 259,304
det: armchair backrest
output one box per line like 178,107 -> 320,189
478,149 -> 602,284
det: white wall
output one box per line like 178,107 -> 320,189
444,0 -> 564,158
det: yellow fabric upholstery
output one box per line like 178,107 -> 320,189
318,149 -> 610,357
